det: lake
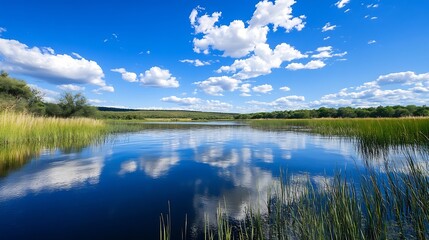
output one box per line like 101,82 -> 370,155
0,122 -> 383,239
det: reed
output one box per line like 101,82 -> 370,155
202,153 -> 429,240
0,111 -> 107,175
0,111 -> 106,146
251,118 -> 429,144
162,151 -> 428,239
251,118 -> 429,158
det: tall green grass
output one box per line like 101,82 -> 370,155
0,111 -> 106,146
0,111 -> 107,176
251,118 -> 429,158
167,153 -> 428,240
251,118 -> 429,145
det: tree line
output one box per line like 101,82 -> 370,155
0,71 -> 97,117
235,105 -> 429,119
2,71 -> 429,120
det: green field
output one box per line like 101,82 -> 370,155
97,108 -> 237,120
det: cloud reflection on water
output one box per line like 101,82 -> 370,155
140,154 -> 180,178
0,156 -> 104,201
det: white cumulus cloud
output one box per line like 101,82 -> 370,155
218,43 -> 307,79
0,38 -> 113,92
310,71 -> 429,108
248,0 -> 306,32
240,71 -> 429,111
93,85 -> 114,94
239,83 -> 252,97
58,84 -> 85,91
286,60 -> 326,70
192,18 -> 269,58
311,46 -> 347,59
247,95 -> 306,109
252,84 -> 273,94
179,59 -> 212,67
194,76 -> 241,96
280,86 -> 291,91
161,96 -> 202,105
190,0 -> 304,58
88,99 -> 106,105
376,71 -> 429,85
335,0 -> 350,9
111,68 -> 138,82
161,96 -> 233,112
140,66 -> 179,88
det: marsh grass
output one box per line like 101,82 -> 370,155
155,118 -> 429,239
0,111 -> 106,146
251,118 -> 429,158
0,111 -> 107,176
250,118 -> 429,145
162,153 -> 429,240
203,159 -> 427,240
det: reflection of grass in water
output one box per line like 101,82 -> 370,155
251,118 -> 429,158
105,120 -> 244,133
1,113 -> 220,176
162,153 -> 429,240
0,144 -> 41,177
0,139 -> 104,177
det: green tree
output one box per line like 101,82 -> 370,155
393,108 -> 411,117
337,107 -> 357,118
375,106 -> 394,117
58,92 -> 97,117
414,106 -> 429,116
290,110 -> 311,119
1,70 -> 8,77
317,107 -> 337,118
0,71 -> 45,114
355,108 -> 370,118
0,73 -> 33,100
45,103 -> 63,117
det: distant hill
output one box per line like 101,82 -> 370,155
97,107 -> 140,112
96,107 -> 237,120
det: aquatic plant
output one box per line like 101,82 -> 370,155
251,118 -> 429,158
161,151 -> 429,240
0,111 -> 106,146
0,111 -> 107,176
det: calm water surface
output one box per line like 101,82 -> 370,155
0,122 -> 366,239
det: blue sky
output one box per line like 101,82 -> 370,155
1,0 -> 428,113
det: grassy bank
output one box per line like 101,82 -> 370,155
0,111 -> 108,176
98,109 -> 237,120
251,118 -> 429,155
0,111 -> 106,146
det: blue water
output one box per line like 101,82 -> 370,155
0,123 -> 365,239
